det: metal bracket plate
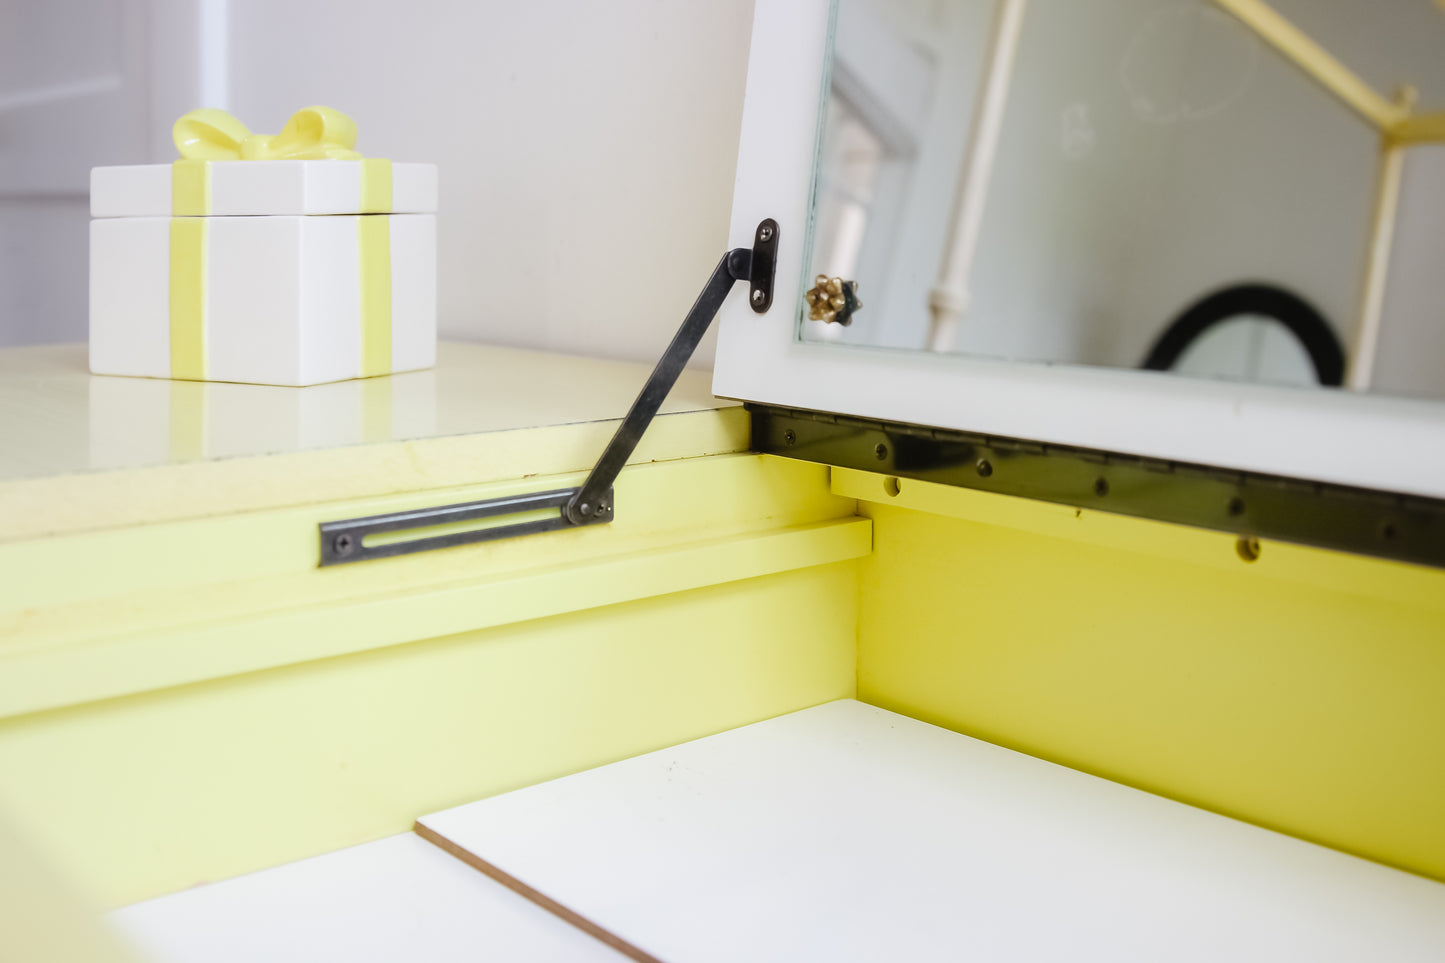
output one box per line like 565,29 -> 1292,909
751,403 -> 1445,570
320,488 -> 613,566
748,218 -> 779,313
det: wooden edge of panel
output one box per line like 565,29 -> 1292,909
412,821 -> 664,963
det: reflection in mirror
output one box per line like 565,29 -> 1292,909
803,0 -> 1445,399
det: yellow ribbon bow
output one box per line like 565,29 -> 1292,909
173,106 -> 362,160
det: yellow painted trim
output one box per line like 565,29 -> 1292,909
0,518 -> 868,720
0,561 -> 859,907
0,455 -> 861,716
359,158 -> 393,212
166,217 -> 207,380
1210,0 -> 1407,131
832,467 -> 1445,612
0,454 -> 837,619
358,215 -> 392,376
1391,110 -> 1445,146
170,158 -> 209,216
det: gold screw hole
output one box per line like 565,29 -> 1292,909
884,476 -> 901,497
1236,536 -> 1261,563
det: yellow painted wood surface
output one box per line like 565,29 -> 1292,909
0,339 -> 861,910
838,469 -> 1445,883
0,811 -> 140,962
0,562 -> 858,909
0,455 -> 864,718
0,449 -> 864,907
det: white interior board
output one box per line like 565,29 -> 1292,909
420,699 -> 1445,963
109,832 -> 627,963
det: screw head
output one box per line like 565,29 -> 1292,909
976,459 -> 993,478
751,289 -> 766,305
333,533 -> 355,556
874,443 -> 888,461
759,225 -> 774,242
783,429 -> 797,446
1236,536 -> 1262,563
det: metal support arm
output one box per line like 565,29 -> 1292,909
318,219 -> 778,566
565,246 -> 754,524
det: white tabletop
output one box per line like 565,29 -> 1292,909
109,833 -> 628,963
0,341 -> 731,483
419,699 -> 1445,963
0,342 -> 742,540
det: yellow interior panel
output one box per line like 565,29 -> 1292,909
846,470 -> 1445,882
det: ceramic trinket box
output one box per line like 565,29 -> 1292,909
89,106 -> 438,387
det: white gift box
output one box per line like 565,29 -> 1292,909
89,160 -> 438,387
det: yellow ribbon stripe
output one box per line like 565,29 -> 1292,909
358,159 -> 394,376
360,158 -> 393,213
168,218 -> 207,381
358,215 -> 392,377
172,159 -> 209,217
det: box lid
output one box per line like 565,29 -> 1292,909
91,160 -> 437,217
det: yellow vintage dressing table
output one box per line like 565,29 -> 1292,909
4,0 -> 1445,959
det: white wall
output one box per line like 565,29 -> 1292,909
0,0 -> 152,348
227,0 -> 754,368
1,0 -> 757,369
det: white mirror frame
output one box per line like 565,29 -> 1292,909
713,0 -> 1445,499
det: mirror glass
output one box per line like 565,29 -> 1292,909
802,0 -> 1445,399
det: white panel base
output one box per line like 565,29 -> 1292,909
420,700 -> 1445,963
389,213 -> 439,373
207,216 -> 304,385
109,833 -> 627,963
297,215 -> 361,386
89,217 -> 171,379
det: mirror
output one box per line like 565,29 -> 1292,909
802,0 -> 1445,399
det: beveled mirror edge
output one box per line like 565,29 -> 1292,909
713,0 -> 1445,501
